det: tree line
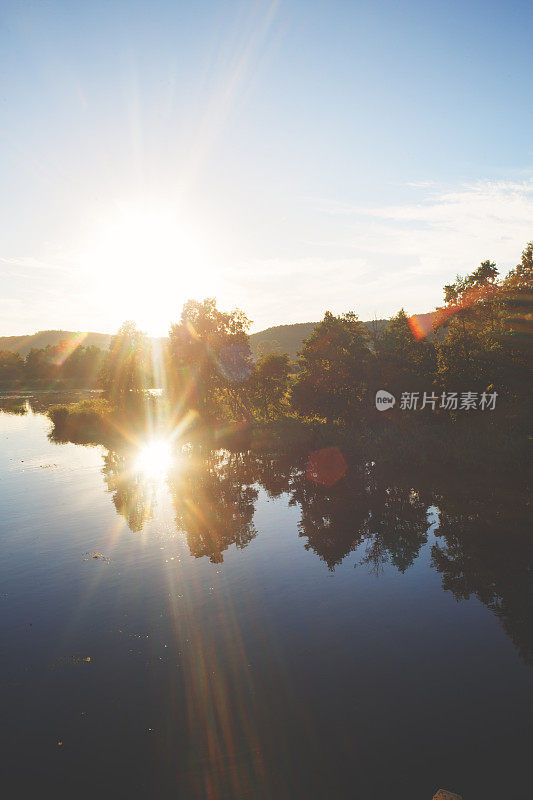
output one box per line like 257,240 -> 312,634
3,240 -> 531,430
102,241 -> 531,428
0,342 -> 106,388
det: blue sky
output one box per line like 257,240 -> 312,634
1,0 -> 532,335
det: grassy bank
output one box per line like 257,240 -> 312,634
48,397 -> 115,444
0,397 -> 28,414
46,395 -> 530,474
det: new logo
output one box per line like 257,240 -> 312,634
375,390 -> 396,411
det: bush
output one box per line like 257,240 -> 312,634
47,398 -> 114,443
48,405 -> 69,426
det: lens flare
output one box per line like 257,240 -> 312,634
134,439 -> 173,479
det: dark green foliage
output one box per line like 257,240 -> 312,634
374,309 -> 436,397
502,240 -> 533,338
0,396 -> 27,414
0,341 -> 105,389
247,353 -> 291,419
291,311 -> 369,424
0,350 -> 24,383
435,254 -> 532,425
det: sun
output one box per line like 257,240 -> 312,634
134,439 -> 173,479
80,198 -> 215,336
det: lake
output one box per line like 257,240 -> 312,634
1,403 -> 531,799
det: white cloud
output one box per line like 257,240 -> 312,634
1,179 -> 531,335
0,255 -> 70,274
343,179 -> 533,275
217,181 -> 533,326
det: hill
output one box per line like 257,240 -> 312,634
0,330 -> 112,357
249,322 -> 317,360
1,317 -> 424,363
249,319 -> 390,360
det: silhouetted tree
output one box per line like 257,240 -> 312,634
0,341 -> 107,389
247,353 -> 291,419
501,240 -> 533,338
374,309 -> 436,398
24,345 -> 59,384
0,350 -> 24,383
436,256 -> 531,423
100,321 -> 150,403
62,344 -> 105,387
167,299 -> 252,421
291,311 -> 369,424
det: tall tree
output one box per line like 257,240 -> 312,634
436,249 -> 531,424
100,321 -> 149,403
436,261 -> 505,391
247,352 -> 291,420
167,298 -> 252,421
374,309 -> 436,396
24,345 -> 61,384
502,240 -> 533,336
62,345 -> 106,387
0,350 -> 24,383
291,311 -> 369,424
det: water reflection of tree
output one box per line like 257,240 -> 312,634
102,451 -> 155,532
289,466 -> 370,569
168,449 -> 258,563
289,466 -> 431,572
432,484 -> 533,665
361,483 -> 432,574
248,451 -> 297,499
100,443 -> 531,665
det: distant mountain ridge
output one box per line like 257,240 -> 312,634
0,315 -> 436,361
0,330 -> 112,357
249,319 -> 390,360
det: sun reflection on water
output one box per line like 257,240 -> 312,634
134,439 -> 173,479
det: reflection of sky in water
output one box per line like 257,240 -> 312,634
0,411 -> 531,799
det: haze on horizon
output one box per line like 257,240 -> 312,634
1,0 -> 532,338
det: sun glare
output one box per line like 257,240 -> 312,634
81,198 -> 216,335
134,439 -> 173,479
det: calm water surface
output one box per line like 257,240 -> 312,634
1,407 -> 531,799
